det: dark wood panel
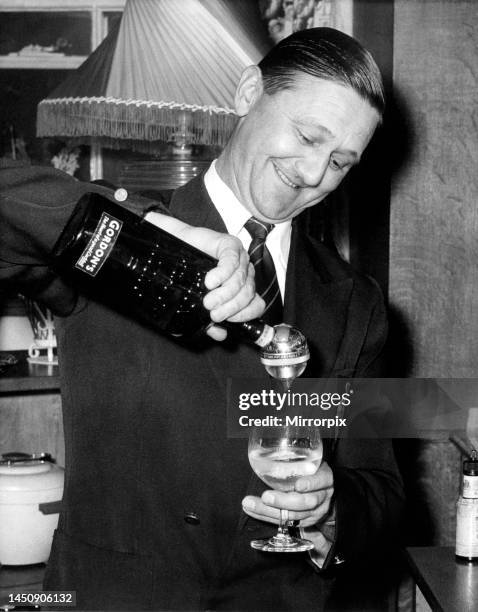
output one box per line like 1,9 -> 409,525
389,0 -> 478,377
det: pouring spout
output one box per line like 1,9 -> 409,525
260,323 -> 310,387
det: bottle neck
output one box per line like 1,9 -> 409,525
224,320 -> 274,347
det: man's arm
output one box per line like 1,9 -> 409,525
0,165 -> 264,336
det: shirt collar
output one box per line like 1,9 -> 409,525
204,159 -> 251,236
204,160 -> 292,241
203,160 -> 292,296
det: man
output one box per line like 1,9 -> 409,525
0,28 -> 403,611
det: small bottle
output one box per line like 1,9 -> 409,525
51,191 -> 275,345
455,450 -> 478,563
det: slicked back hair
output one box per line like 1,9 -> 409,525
258,27 -> 385,118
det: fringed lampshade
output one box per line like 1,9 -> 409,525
36,0 -> 271,148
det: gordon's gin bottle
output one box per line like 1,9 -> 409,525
51,191 -> 274,344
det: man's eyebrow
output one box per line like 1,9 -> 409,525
295,120 -> 360,162
305,123 -> 335,139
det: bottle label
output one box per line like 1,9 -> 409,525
456,498 -> 478,557
260,354 -> 309,366
463,475 -> 478,499
75,212 -> 122,277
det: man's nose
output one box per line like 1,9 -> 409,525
295,152 -> 329,187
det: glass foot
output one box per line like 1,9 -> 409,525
250,533 -> 314,553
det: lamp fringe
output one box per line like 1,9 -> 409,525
37,98 -> 238,147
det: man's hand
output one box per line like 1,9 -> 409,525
144,212 -> 264,340
242,462 -> 334,528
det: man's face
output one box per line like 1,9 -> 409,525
219,69 -> 380,224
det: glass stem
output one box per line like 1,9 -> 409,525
277,509 -> 289,537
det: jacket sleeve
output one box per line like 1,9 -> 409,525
0,165 -> 168,314
331,438 -> 404,566
326,281 -> 405,572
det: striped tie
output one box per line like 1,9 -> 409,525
244,217 -> 283,325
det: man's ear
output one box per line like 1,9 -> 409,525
234,65 -> 264,117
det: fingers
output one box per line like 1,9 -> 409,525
203,262 -> 254,320
146,214 -> 251,301
251,488 -> 330,516
262,489 -> 330,512
205,325 -> 228,341
204,294 -> 265,341
242,463 -> 334,527
295,462 -> 334,493
203,237 -> 246,290
243,494 -> 325,525
242,488 -> 333,528
144,215 -> 264,332
203,256 -> 264,324
225,293 -> 265,323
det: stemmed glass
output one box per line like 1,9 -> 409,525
248,425 -> 323,552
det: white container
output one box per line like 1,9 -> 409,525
0,453 -> 64,565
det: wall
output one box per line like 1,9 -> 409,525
388,0 -> 478,547
349,0 -> 477,550
390,0 -> 478,378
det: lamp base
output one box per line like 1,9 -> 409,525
120,159 -> 211,191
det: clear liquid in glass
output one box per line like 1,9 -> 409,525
247,427 -> 322,553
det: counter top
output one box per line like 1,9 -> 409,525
0,352 -> 59,394
406,546 -> 478,612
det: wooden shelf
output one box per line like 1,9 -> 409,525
0,54 -> 86,69
0,351 -> 59,394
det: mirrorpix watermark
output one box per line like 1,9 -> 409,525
227,378 -> 352,438
227,378 -> 478,440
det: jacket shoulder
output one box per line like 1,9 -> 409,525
0,165 -> 90,208
306,235 -> 383,301
0,165 -> 170,218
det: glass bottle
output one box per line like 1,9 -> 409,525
51,191 -> 275,345
455,450 -> 478,562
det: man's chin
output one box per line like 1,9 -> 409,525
254,202 -> 299,224
255,211 -> 292,224
263,204 -> 310,224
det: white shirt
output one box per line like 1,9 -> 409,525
204,160 -> 292,301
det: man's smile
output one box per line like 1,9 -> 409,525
272,162 -> 301,190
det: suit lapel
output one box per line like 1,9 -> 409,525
284,220 -> 354,378
283,221 -> 357,465
169,172 -> 227,233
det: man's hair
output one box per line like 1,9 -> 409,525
258,27 -> 385,117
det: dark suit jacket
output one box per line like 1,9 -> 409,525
0,165 -> 404,611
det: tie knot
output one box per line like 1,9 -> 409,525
244,217 -> 274,242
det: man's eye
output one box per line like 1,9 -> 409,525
298,131 -> 313,145
330,158 -> 345,171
